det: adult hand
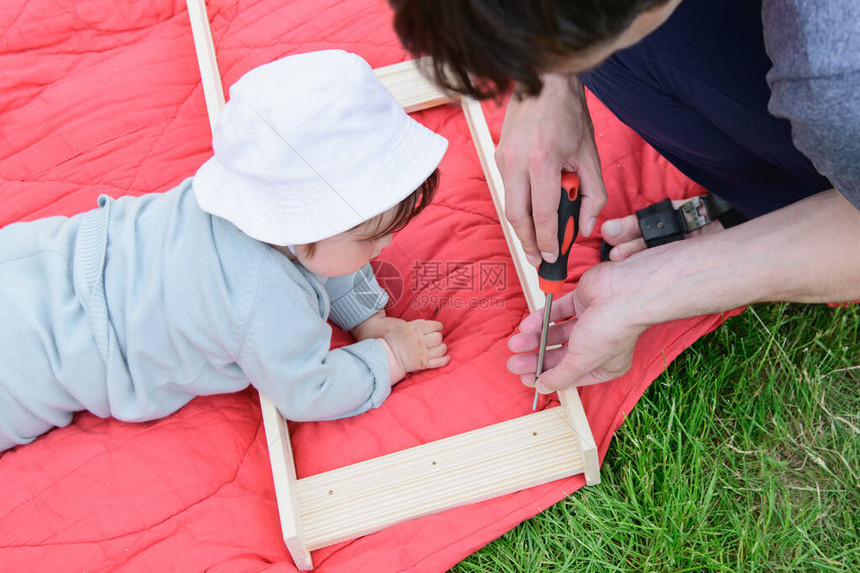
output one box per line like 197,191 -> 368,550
601,197 -> 726,261
506,262 -> 648,391
506,189 -> 860,392
495,73 -> 607,267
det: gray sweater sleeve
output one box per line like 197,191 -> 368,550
238,252 -> 392,422
323,263 -> 389,332
763,0 -> 860,209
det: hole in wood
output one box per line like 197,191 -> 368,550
328,490 -> 334,495
532,432 -> 538,436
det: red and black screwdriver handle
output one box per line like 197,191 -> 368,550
537,172 -> 581,295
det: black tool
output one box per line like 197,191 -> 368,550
533,172 -> 581,409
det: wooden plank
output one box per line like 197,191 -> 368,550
186,0 -> 225,132
558,391 -> 601,485
185,0 -> 312,566
461,96 -> 600,484
295,408 -> 583,549
373,58 -> 456,112
260,395 -> 313,570
460,97 -> 542,312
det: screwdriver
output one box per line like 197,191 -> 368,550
533,171 -> 582,410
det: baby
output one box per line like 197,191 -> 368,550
0,50 -> 450,451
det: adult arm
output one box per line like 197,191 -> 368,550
509,0 -> 860,391
508,188 -> 860,391
495,73 -> 606,266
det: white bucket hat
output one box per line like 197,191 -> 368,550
193,50 -> 448,245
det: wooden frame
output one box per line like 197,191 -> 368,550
186,1 -> 599,569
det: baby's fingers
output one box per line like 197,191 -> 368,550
428,342 -> 447,358
413,319 -> 444,333
425,331 -> 443,346
425,355 -> 450,369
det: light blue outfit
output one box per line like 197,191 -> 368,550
0,179 -> 391,450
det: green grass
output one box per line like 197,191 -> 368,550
453,302 -> 859,572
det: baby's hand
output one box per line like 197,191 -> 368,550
382,320 -> 449,382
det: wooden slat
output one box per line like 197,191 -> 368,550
186,0 -> 225,132
460,97 -> 542,312
373,58 -> 456,112
461,97 -> 600,483
558,391 -> 601,485
185,0 -> 313,566
260,395 -> 312,570
296,408 -> 583,549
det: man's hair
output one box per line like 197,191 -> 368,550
299,169 -> 439,257
391,0 -> 670,100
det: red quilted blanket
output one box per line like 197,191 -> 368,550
0,1 -> 735,570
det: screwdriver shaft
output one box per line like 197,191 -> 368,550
532,292 -> 553,410
532,173 -> 580,410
